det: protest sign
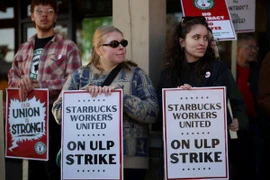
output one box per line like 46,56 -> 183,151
227,0 -> 256,32
5,88 -> 49,160
180,0 -> 236,41
163,87 -> 229,180
61,89 -> 123,180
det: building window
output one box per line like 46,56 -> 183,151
0,28 -> 15,63
0,7 -> 14,19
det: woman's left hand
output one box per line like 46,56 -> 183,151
177,83 -> 192,90
87,85 -> 102,97
87,85 -> 117,97
102,85 -> 117,96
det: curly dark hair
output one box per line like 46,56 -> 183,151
163,16 -> 215,86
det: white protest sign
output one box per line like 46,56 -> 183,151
163,87 -> 229,180
227,0 -> 256,32
61,89 -> 123,180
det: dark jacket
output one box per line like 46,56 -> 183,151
228,70 -> 249,130
157,60 -> 248,130
258,52 -> 270,116
236,61 -> 269,136
236,61 -> 260,116
258,52 -> 270,137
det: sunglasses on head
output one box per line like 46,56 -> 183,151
181,16 -> 207,26
102,39 -> 128,48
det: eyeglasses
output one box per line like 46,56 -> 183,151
102,40 -> 128,48
181,16 -> 207,26
242,45 -> 259,51
34,9 -> 55,15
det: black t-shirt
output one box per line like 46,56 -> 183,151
180,60 -> 200,87
29,35 -> 54,80
34,35 -> 54,50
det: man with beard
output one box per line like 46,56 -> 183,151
8,0 -> 82,179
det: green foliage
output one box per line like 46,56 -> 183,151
81,17 -> 112,65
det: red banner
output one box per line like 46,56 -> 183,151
5,88 -> 49,161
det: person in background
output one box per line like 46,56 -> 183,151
8,0 -> 82,179
208,28 -> 248,133
52,25 -> 159,180
258,52 -> 270,116
208,28 -> 250,180
157,16 -> 247,180
236,33 -> 264,180
257,51 -> 270,180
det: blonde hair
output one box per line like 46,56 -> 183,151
88,25 -> 123,67
88,25 -> 137,71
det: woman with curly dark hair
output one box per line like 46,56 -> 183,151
157,16 -> 249,180
161,16 -> 217,88
158,16 -> 239,129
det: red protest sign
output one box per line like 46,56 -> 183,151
5,88 -> 49,161
180,0 -> 236,41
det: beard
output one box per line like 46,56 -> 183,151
36,23 -> 55,33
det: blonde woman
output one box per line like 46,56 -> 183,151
52,25 -> 159,180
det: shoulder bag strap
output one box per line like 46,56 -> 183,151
101,64 -> 122,87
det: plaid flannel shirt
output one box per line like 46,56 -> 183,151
8,33 -> 82,104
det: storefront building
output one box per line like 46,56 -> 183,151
0,0 -> 268,179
